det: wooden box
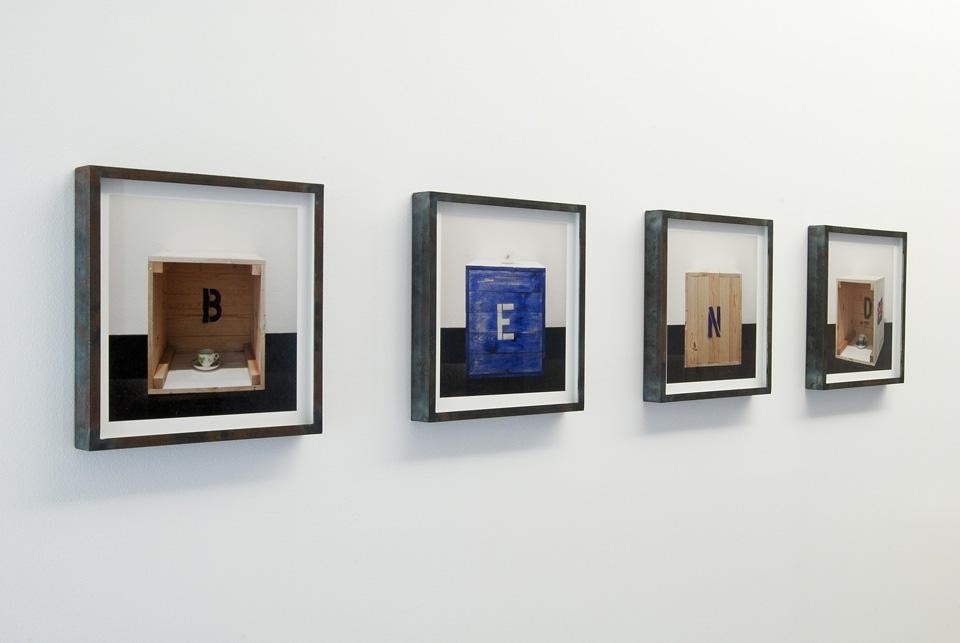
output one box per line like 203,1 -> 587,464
147,255 -> 265,395
836,276 -> 885,366
684,272 -> 742,368
465,263 -> 545,378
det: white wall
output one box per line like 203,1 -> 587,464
1,2 -> 959,642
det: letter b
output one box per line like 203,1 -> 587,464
203,288 -> 222,323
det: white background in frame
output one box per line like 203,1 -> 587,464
664,218 -> 770,394
98,179 -> 315,438
825,232 -> 904,384
108,192 -> 299,333
434,200 -> 581,412
666,218 -> 763,326
826,233 -> 903,325
438,201 -> 570,328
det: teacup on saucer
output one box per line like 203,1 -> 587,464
192,358 -> 222,372
196,348 -> 220,368
193,348 -> 221,371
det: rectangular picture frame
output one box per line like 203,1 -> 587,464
644,210 -> 773,402
75,165 -> 323,450
806,225 -> 907,390
412,192 -> 586,421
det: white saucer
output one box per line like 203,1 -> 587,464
192,359 -> 222,372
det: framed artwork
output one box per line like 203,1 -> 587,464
806,225 -> 907,389
412,192 -> 585,421
75,166 -> 322,450
644,210 -> 773,402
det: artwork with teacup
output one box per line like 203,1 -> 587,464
76,165 -> 322,450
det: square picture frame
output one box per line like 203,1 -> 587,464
806,225 -> 907,390
644,210 -> 773,402
412,192 -> 585,421
75,166 -> 323,450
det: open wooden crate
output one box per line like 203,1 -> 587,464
147,255 -> 265,395
836,276 -> 884,366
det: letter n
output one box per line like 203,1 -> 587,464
707,306 -> 721,338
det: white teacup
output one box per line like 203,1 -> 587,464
197,348 -> 220,367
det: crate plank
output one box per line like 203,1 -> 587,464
168,334 -> 253,354
467,268 -> 545,293
466,352 -> 546,378
151,347 -> 174,391
467,291 -> 544,313
467,312 -> 545,335
245,344 -> 261,386
468,332 -> 544,354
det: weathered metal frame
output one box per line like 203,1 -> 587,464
805,225 -> 907,390
75,165 -> 323,450
412,191 -> 586,422
643,210 -> 774,403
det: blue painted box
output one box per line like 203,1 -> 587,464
465,263 -> 545,378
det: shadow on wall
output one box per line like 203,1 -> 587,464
803,386 -> 886,420
39,434 -> 299,506
400,413 -> 562,461
640,396 -> 751,435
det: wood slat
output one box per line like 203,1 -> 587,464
150,347 -> 174,392
169,335 -> 252,354
166,315 -> 253,338
147,271 -> 167,383
163,275 -> 254,297
245,344 -> 261,386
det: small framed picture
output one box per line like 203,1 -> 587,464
806,226 -> 906,389
644,210 -> 773,402
412,192 -> 585,421
75,166 -> 322,450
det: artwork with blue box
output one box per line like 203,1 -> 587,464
412,192 -> 585,422
466,262 -> 545,378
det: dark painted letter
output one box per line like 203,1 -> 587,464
203,288 -> 222,323
707,306 -> 721,338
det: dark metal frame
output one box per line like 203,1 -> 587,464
805,225 -> 907,390
643,210 -> 774,402
412,191 -> 586,422
75,165 -> 323,450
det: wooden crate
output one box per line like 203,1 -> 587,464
465,263 -> 546,378
836,277 -> 885,366
684,272 -> 742,368
147,255 -> 265,395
